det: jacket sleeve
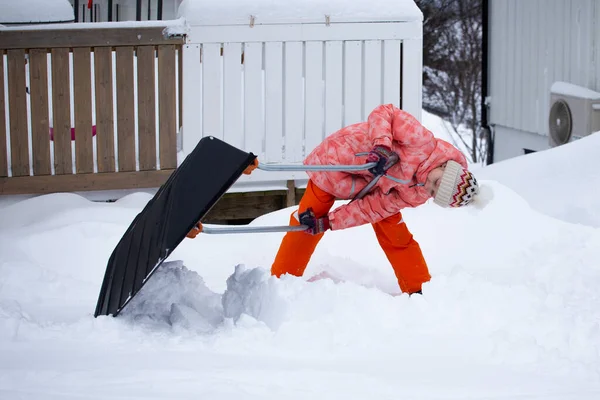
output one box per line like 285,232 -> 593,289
327,189 -> 413,230
367,104 -> 436,149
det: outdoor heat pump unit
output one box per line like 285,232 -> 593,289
548,81 -> 600,147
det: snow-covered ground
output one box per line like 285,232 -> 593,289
1,122 -> 600,398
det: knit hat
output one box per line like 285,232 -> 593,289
433,160 -> 480,208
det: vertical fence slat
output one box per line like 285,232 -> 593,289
29,49 -> 51,176
243,42 -> 263,157
116,46 -> 136,172
136,45 -> 157,171
383,40 -> 401,107
264,42 -> 283,162
51,48 -> 72,175
305,41 -> 324,154
223,42 -> 243,150
401,38 -> 422,120
7,49 -> 29,177
363,40 -> 382,117
344,41 -> 362,125
178,47 -> 183,136
284,41 -> 304,162
73,47 -> 94,174
202,43 -> 222,140
324,41 -> 343,137
181,44 -> 202,156
94,47 -> 115,173
158,44 -> 177,169
0,53 -> 9,177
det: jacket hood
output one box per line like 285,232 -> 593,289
414,138 -> 468,184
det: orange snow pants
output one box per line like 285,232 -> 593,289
271,180 -> 431,294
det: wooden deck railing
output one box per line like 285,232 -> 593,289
0,26 -> 184,195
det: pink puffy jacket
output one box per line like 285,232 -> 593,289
304,104 -> 468,230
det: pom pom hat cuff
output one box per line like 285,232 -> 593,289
433,160 -> 480,208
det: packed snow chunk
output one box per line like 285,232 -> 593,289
221,263 -> 408,343
222,264 -> 288,330
120,261 -> 224,334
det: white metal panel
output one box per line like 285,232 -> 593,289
324,41 -> 343,136
525,0 -> 536,133
506,0 -> 517,130
534,0 -> 546,135
187,22 -> 422,43
181,44 -> 202,156
223,42 -> 244,150
571,0 -> 594,89
363,40 -> 383,119
201,43 -> 222,140
488,0 -> 599,137
514,0 -> 524,131
401,38 -> 422,121
383,40 -> 401,107
304,41 -> 324,154
553,0 -> 564,87
284,41 -> 304,162
243,42 -> 264,158
264,42 -> 284,162
488,0 -> 506,126
499,0 -> 510,127
343,41 -> 362,125
595,0 -> 600,91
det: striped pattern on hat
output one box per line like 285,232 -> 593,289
433,160 -> 479,208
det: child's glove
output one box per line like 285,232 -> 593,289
299,208 -> 330,235
366,145 -> 399,175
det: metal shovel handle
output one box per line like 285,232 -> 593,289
257,152 -> 374,172
200,152 -> 399,235
202,225 -> 309,234
257,162 -> 377,172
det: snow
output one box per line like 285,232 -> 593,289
422,109 -> 477,167
478,130 -> 600,228
551,81 -> 600,100
2,129 -> 600,398
177,0 -> 423,25
0,0 -> 74,24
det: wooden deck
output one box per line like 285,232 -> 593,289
0,25 -> 183,195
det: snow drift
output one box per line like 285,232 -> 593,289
1,134 -> 600,398
479,131 -> 600,227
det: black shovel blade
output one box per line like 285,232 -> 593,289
94,136 -> 256,317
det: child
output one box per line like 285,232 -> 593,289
270,104 -> 480,295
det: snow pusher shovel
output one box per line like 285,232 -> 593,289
197,151 -> 399,235
94,136 -> 392,317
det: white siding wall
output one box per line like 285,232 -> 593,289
489,0 -> 599,152
492,126 -> 549,161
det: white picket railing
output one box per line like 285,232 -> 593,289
180,20 -> 423,188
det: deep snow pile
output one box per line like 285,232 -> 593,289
479,131 -> 600,227
1,142 -> 600,398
